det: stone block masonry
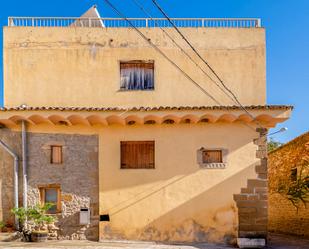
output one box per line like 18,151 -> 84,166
268,131 -> 309,237
0,129 -> 22,227
27,132 -> 99,240
234,128 -> 268,239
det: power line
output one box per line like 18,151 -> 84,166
131,0 -> 239,106
151,0 -> 264,128
103,0 -> 263,132
130,0 -> 260,133
103,0 -> 222,106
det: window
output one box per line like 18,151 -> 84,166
39,186 -> 61,214
120,61 -> 154,90
121,141 -> 155,169
51,146 -> 62,164
202,150 -> 223,163
197,148 -> 227,169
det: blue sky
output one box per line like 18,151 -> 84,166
0,0 -> 308,143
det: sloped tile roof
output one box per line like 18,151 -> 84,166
0,105 -> 293,112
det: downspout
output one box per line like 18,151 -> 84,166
0,139 -> 19,230
21,120 -> 27,210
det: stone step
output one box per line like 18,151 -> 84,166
0,232 -> 20,242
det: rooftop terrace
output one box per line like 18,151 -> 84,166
8,17 -> 261,28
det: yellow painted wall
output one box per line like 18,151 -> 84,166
18,122 -> 259,242
98,123 -> 259,242
4,27 -> 266,107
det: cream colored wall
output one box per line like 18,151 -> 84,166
99,123 -> 259,242
4,27 -> 266,107
17,122 -> 259,242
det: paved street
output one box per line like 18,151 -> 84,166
0,234 -> 308,249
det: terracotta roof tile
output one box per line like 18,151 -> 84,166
0,105 -> 293,112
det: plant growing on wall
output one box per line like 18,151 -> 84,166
267,138 -> 284,152
278,157 -> 309,211
0,221 -> 5,231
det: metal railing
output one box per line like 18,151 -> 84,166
8,17 -> 261,28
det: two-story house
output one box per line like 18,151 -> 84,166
0,6 -> 292,244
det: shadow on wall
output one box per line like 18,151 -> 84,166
0,129 -> 22,228
26,132 -> 99,241
101,162 -> 257,243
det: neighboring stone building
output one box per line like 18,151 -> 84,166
268,131 -> 309,237
0,6 -> 292,244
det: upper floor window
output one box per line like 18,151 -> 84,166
51,145 -> 63,164
120,61 -> 154,90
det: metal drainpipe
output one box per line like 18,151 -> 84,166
0,139 -> 19,230
21,120 -> 27,210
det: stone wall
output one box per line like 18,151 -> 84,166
268,131 -> 309,237
0,129 -> 21,227
27,132 -> 99,240
234,128 -> 268,239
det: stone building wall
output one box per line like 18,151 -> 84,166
27,133 -> 99,240
234,128 -> 268,239
0,129 -> 21,227
268,131 -> 309,237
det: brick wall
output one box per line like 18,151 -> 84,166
268,131 -> 309,237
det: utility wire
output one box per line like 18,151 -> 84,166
103,0 -> 222,106
151,0 -> 264,128
103,0 -> 262,133
131,0 -> 248,108
131,0 -> 260,133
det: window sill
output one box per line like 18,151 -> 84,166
199,163 -> 227,169
117,89 -> 155,92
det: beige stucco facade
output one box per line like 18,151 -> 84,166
0,23 -> 291,243
4,27 -> 266,107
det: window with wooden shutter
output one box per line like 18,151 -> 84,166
121,141 -> 155,169
202,150 -> 223,163
51,145 -> 63,164
120,61 -> 154,90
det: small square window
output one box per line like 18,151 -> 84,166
120,61 -> 154,90
121,141 -> 155,169
197,148 -> 227,169
51,146 -> 62,164
202,150 -> 223,163
39,186 -> 61,214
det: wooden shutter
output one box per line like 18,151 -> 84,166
51,146 -> 62,164
202,150 -> 222,163
121,141 -> 155,169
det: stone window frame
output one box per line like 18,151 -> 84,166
197,147 -> 228,169
38,184 -> 62,214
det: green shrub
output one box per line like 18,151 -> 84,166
11,203 -> 56,232
0,221 -> 5,229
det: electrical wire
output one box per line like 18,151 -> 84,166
151,0 -> 264,129
103,0 -> 222,106
131,0 -> 235,105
